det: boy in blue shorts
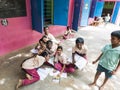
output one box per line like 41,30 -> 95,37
89,30 -> 120,90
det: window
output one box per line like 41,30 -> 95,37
44,0 -> 53,25
0,0 -> 26,18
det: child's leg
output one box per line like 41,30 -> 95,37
99,77 -> 109,90
54,62 -> 63,71
99,69 -> 112,90
16,79 -> 22,89
89,71 -> 101,86
64,64 -> 75,73
22,69 -> 40,86
26,73 -> 32,80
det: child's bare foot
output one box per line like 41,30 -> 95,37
16,79 -> 22,89
26,74 -> 32,80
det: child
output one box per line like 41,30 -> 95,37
31,35 -> 48,55
89,30 -> 120,90
45,40 -> 57,57
44,26 -> 60,45
63,26 -> 74,39
44,40 -> 57,67
54,46 -> 75,76
16,52 -> 49,89
72,37 -> 88,70
104,13 -> 110,25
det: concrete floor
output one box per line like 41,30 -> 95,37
0,23 -> 120,90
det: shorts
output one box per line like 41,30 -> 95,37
97,64 -> 112,78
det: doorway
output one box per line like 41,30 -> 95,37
102,2 -> 115,17
44,0 -> 53,26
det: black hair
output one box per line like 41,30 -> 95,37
57,46 -> 63,51
46,40 -> 53,45
76,37 -> 84,44
39,35 -> 47,43
40,51 -> 49,57
67,26 -> 70,30
111,30 -> 120,39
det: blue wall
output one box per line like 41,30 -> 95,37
31,0 -> 43,33
111,2 -> 120,23
94,1 -> 104,17
80,0 -> 91,26
89,0 -> 97,18
72,0 -> 82,31
53,0 -> 69,26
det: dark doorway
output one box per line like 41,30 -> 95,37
44,0 -> 53,26
102,2 -> 115,17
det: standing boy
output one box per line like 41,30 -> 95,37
89,30 -> 120,90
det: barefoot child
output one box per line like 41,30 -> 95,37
31,35 -> 48,55
89,30 -> 120,90
16,52 -> 49,89
54,46 -> 75,76
63,26 -> 74,39
72,37 -> 88,70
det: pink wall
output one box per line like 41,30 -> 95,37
0,0 -> 42,56
68,0 -> 74,27
49,25 -> 66,37
0,0 -> 32,31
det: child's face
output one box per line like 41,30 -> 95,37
76,43 -> 83,49
57,48 -> 62,55
111,36 -> 120,45
43,37 -> 48,43
44,28 -> 49,35
47,42 -> 53,49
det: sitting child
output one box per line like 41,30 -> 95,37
63,26 -> 74,39
72,37 -> 88,70
16,52 -> 49,89
44,40 -> 58,67
45,40 -> 57,57
54,46 -> 75,76
44,26 -> 60,45
31,35 -> 48,55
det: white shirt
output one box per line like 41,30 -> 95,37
46,33 -> 59,44
54,53 -> 68,64
72,45 -> 87,54
22,55 -> 45,69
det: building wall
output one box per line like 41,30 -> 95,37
0,0 -> 42,56
68,0 -> 74,27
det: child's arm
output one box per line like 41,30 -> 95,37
112,60 -> 120,75
72,53 -> 75,63
92,53 -> 103,64
58,64 -> 66,76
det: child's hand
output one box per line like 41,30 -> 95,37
57,74 -> 61,77
92,60 -> 97,64
111,70 -> 117,75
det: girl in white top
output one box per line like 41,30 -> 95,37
54,46 -> 75,76
16,52 -> 49,89
44,26 -> 60,44
72,37 -> 87,70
